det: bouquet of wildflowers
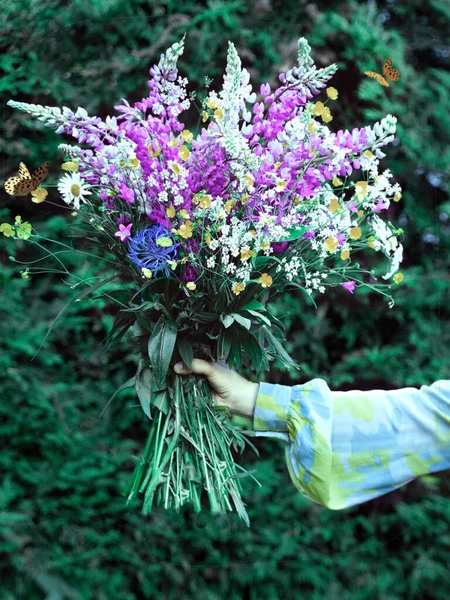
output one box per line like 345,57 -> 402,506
5,36 -> 404,526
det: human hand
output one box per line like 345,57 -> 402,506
174,359 -> 259,418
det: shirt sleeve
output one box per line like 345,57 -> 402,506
252,378 -> 450,510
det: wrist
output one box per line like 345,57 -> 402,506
236,381 -> 259,418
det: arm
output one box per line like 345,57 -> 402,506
253,379 -> 450,509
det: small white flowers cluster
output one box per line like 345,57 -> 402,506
304,271 -> 327,295
276,256 -> 302,281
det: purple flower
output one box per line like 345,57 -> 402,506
271,241 -> 289,254
114,223 -> 132,242
127,225 -> 179,276
118,183 -> 135,204
342,280 -> 356,294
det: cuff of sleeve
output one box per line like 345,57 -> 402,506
253,381 -> 292,432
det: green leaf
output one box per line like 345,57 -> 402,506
191,312 -> 218,323
220,314 -> 235,328
148,318 -> 178,388
243,309 -> 271,326
282,225 -> 313,241
152,389 -> 169,414
135,360 -> 153,419
99,376 -> 136,418
217,328 -> 232,360
230,313 -> 252,330
178,337 -> 194,368
259,325 -> 300,370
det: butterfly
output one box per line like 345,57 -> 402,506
4,161 -> 49,196
364,58 -> 399,87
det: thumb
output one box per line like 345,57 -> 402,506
174,358 -> 215,377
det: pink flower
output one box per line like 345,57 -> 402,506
118,183 -> 135,204
342,280 -> 356,294
114,223 -> 132,242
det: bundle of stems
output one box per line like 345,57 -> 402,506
122,372 -> 260,527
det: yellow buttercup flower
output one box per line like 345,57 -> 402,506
232,282 -> 245,295
202,111 -> 209,122
307,121 -> 317,134
293,196 -> 301,206
178,145 -> 191,161
170,161 -> 182,175
186,281 -> 196,290
341,249 -> 350,260
199,195 -> 212,209
206,96 -> 219,109
393,272 -> 404,284
244,174 -> 254,189
168,138 -> 179,148
148,144 -> 161,158
326,86 -> 338,100
0,223 -> 14,237
142,268 -> 153,279
181,256 -> 189,264
240,249 -> 253,261
349,227 -> 362,240
224,200 -> 236,213
61,161 -> 79,172
241,194 -> 250,205
31,187 -> 48,203
71,211 -> 77,217
275,178 -> 287,192
363,150 -> 374,159
181,129 -> 193,143
321,107 -> 333,123
179,209 -> 190,219
332,177 -> 343,187
214,107 -> 224,121
313,101 -> 325,116
329,197 -> 339,213
368,236 -> 376,249
273,161 -> 281,171
393,192 -> 402,202
355,181 -> 368,198
261,241 -> 271,250
204,232 -> 211,245
248,229 -> 256,237
128,157 -> 140,168
166,205 -> 176,218
177,220 -> 194,239
324,237 -> 339,253
258,273 -> 273,288
358,210 -> 364,217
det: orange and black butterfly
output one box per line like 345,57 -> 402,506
365,58 -> 399,87
4,161 -> 49,196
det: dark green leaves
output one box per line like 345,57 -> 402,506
177,337 -> 194,368
135,359 -> 153,419
147,318 -> 178,388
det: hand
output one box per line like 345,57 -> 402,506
174,359 -> 259,418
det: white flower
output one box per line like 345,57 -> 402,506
57,172 -> 92,209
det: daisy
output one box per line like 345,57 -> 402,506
57,172 -> 92,209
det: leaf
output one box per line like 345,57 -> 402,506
220,314 -> 235,328
101,309 -> 135,351
217,328 -> 232,360
230,313 -> 252,330
135,360 -> 153,419
178,337 -> 194,368
148,318 -> 178,388
32,273 -> 118,358
260,324 -> 300,370
191,312 -> 219,323
282,225 -> 314,241
152,389 -> 169,414
244,309 -> 271,326
99,376 -> 136,418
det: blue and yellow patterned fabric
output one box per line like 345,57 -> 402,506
253,379 -> 450,509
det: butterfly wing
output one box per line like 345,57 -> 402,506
383,58 -> 399,82
4,176 -> 34,196
31,161 -> 49,190
18,162 -> 31,179
364,71 -> 390,87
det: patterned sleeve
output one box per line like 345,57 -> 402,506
252,378 -> 450,509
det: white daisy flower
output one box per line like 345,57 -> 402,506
57,172 -> 92,209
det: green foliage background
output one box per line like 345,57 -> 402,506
1,0 -> 449,597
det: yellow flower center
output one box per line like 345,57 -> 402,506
70,184 -> 81,197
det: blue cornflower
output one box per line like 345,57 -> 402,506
127,225 -> 179,276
